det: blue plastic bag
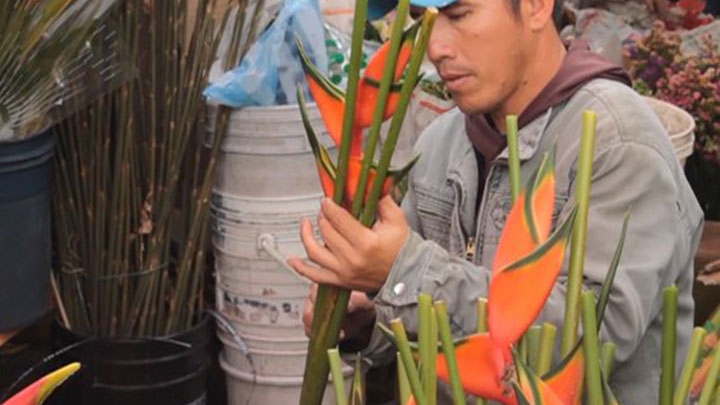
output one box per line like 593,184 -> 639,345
204,0 -> 328,107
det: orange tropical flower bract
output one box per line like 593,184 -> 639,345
488,208 -> 576,351
436,333 -> 512,403
4,363 -> 81,405
543,343 -> 585,405
492,154 -> 556,276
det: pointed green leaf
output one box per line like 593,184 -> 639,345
349,354 -> 365,405
296,36 -> 345,101
596,207 -> 631,329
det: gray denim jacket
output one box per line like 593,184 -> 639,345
357,79 -> 704,404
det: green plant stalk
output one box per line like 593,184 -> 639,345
519,335 -> 529,365
350,0 -> 409,218
477,298 -> 488,333
600,341 -> 616,381
537,322 -> 557,376
398,352 -> 412,404
674,327 -> 708,405
561,110 -> 597,356
582,291 -> 604,405
699,345 -> 720,405
361,8 -> 437,225
661,286 -> 678,405
526,326 -> 542,373
165,0 -> 249,334
506,115 -> 521,203
419,293 -> 436,404
334,0 -> 367,205
435,301 -> 468,405
350,355 -> 365,405
429,307 -> 438,403
392,319 -> 428,405
300,1 -> 367,403
328,349 -> 348,405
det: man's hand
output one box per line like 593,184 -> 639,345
302,284 -> 376,341
287,195 -> 409,292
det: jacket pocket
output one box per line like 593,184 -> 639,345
414,184 -> 455,250
484,191 -> 569,245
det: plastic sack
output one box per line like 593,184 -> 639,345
204,0 -> 328,107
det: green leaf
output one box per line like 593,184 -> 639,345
596,207 -> 631,328
349,354 -> 365,405
296,35 -> 346,102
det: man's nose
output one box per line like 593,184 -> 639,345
426,22 -> 454,64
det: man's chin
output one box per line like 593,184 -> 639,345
453,97 -> 493,116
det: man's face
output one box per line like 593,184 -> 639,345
426,0 -> 532,115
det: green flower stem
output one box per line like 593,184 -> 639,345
300,1 -> 367,403
398,352 -> 412,404
698,343 -> 720,405
519,335 -> 529,365
351,0 -> 410,217
506,115 -> 521,203
391,319 -> 428,405
477,298 -> 488,333
561,111 -> 597,356
537,322 -> 557,376
674,327 -> 707,405
582,291 -> 604,405
429,308 -> 439,404
333,0 -> 367,205
328,349 -> 348,405
435,301 -> 468,405
419,294 -> 437,404
600,341 -> 616,381
361,8 -> 437,226
661,286 -> 678,405
526,326 -> 542,373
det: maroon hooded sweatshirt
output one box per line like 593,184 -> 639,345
465,39 -> 631,204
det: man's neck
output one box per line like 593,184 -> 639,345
491,35 -> 567,133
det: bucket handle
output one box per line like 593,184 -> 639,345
257,233 -> 310,284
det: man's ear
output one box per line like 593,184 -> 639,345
522,0 -> 556,31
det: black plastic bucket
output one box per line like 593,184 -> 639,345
0,130 -> 55,332
46,316 -> 214,405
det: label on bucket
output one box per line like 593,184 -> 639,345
217,284 -> 304,327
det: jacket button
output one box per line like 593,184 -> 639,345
393,282 -> 406,296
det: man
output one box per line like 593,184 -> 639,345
288,0 -> 704,403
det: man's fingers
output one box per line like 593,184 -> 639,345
288,257 -> 343,286
318,214 -> 356,261
376,195 -> 404,225
299,217 -> 343,271
303,300 -> 313,337
321,198 -> 371,242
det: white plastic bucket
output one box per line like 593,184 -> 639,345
208,103 -> 335,198
220,355 -> 350,405
217,327 -> 308,351
643,96 -> 696,167
219,333 -> 309,376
